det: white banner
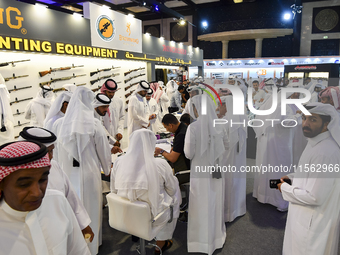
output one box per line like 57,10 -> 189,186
84,2 -> 142,53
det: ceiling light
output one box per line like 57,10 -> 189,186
73,12 -> 82,19
143,1 -> 146,5
179,18 -> 186,26
202,21 -> 208,28
283,13 -> 291,20
160,36 -> 164,41
233,0 -> 243,3
145,33 -> 151,37
35,3 -> 48,9
128,13 -> 134,18
102,5 -> 111,10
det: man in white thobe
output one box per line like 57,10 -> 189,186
166,79 -> 178,102
252,80 -> 266,108
278,103 -> 340,255
127,81 -> 155,136
0,83 -> 14,144
0,141 -> 90,255
150,81 -> 170,132
146,89 -> 161,133
110,129 -> 181,253
100,79 -> 125,146
92,93 -> 122,154
54,87 -> 112,255
309,83 -> 325,103
218,96 -> 247,222
44,91 -> 72,131
169,85 -> 185,113
184,94 -> 226,255
25,85 -> 54,127
319,86 -> 340,114
18,126 -> 94,242
253,90 -> 298,211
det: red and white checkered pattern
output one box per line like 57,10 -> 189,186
0,142 -> 51,182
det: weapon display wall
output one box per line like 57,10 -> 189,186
0,51 -> 147,137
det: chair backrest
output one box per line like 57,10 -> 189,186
106,193 -> 160,241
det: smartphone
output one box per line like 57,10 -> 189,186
269,179 -> 291,189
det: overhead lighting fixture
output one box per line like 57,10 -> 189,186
202,21 -> 208,28
154,5 -> 159,11
143,1 -> 146,5
178,18 -> 186,26
128,13 -> 134,18
73,12 -> 82,19
159,36 -> 164,41
35,3 -> 48,9
145,32 -> 151,37
170,41 -> 175,45
179,42 -> 183,46
283,13 -> 291,20
233,0 -> 243,3
102,5 -> 111,10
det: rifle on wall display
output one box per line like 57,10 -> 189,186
124,67 -> 146,76
124,73 -> 145,84
124,81 -> 139,91
39,74 -> 86,86
14,121 -> 30,128
39,64 -> 84,77
125,90 -> 135,98
90,73 -> 120,85
90,66 -> 121,77
10,97 -> 33,106
13,109 -> 25,116
0,59 -> 30,68
53,83 -> 87,92
8,85 -> 32,93
4,74 -> 29,82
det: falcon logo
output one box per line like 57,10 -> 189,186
96,15 -> 115,42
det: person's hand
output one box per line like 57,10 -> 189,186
111,146 -> 123,154
277,176 -> 290,192
149,114 -> 156,120
259,98 -> 264,102
81,225 -> 94,243
154,147 -> 162,156
116,133 -> 123,141
114,141 -> 120,147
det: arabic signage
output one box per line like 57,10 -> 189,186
0,0 -> 91,45
0,35 -> 193,65
204,57 -> 340,69
83,2 -> 142,53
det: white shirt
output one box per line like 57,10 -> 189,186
281,131 -> 340,255
170,90 -> 182,109
44,111 -> 64,131
0,189 -> 91,255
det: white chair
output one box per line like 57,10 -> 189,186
106,193 -> 173,255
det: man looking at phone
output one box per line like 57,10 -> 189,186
278,102 -> 340,255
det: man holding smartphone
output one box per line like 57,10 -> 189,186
278,103 -> 340,255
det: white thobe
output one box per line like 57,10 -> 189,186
25,100 -> 50,127
158,93 -> 170,118
0,189 -> 91,255
184,121 -> 226,255
221,116 -> 247,222
253,105 -> 296,209
44,111 -> 64,131
310,92 -> 319,103
102,97 -> 125,144
281,131 -> 340,255
110,158 -> 181,240
147,98 -> 162,133
127,93 -> 150,136
252,89 -> 266,108
54,119 -> 111,255
48,159 -> 91,230
0,121 -> 14,145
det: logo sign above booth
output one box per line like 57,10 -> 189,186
83,2 -> 142,53
0,0 -> 91,45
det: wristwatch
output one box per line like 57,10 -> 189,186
160,149 -> 165,155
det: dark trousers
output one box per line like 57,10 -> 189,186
168,106 -> 179,113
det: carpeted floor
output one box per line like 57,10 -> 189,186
98,158 -> 296,255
